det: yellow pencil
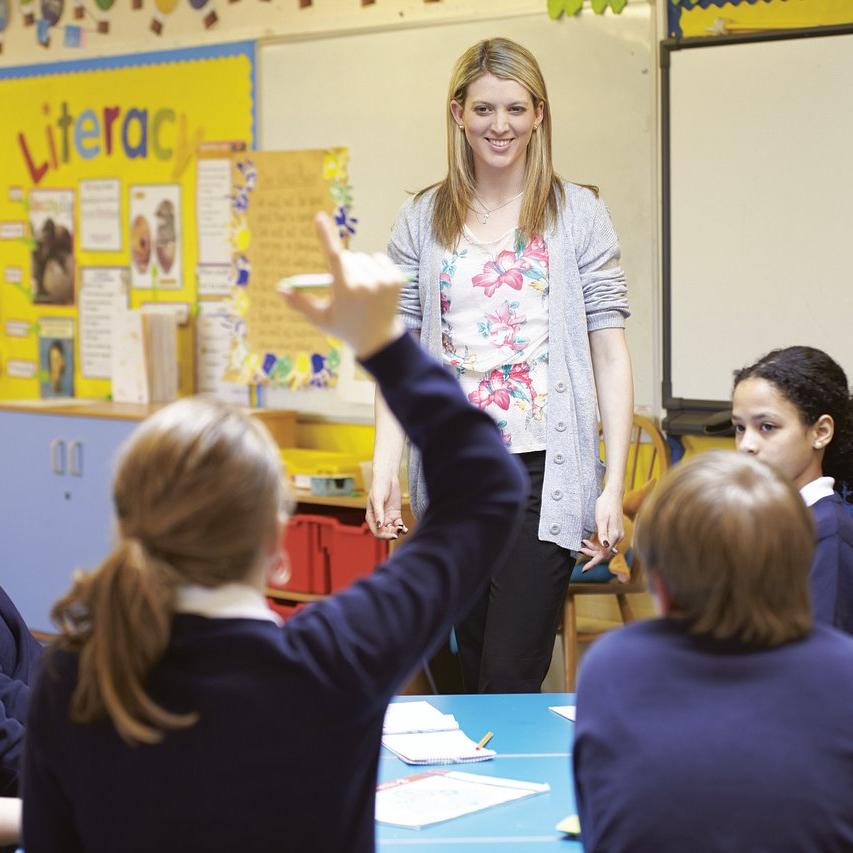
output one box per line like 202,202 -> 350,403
475,731 -> 494,750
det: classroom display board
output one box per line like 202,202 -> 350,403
258,9 -> 655,418
222,147 -> 363,396
0,42 -> 255,400
662,27 -> 853,411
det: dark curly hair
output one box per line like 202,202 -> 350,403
733,346 -> 853,502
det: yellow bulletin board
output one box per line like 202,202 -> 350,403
0,42 -> 255,400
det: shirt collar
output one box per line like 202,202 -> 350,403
800,476 -> 836,508
174,582 -> 283,626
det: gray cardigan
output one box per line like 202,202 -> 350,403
388,182 -> 629,551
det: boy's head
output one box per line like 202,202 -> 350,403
636,451 -> 814,648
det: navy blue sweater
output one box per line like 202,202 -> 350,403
0,585 -> 41,796
809,493 -> 853,634
22,332 -> 526,853
574,619 -> 853,852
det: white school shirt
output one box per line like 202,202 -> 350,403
175,582 -> 282,626
800,476 -> 836,508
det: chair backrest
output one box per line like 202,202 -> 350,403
598,414 -> 671,494
624,414 -> 671,493
595,414 -> 671,588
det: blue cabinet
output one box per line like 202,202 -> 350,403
0,411 -> 136,631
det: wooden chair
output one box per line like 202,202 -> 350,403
561,414 -> 671,691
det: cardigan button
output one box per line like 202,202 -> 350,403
552,489 -> 563,500
555,381 -> 567,392
555,421 -> 567,432
554,453 -> 565,464
549,523 -> 561,535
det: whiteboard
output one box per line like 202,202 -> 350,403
259,9 -> 655,419
664,28 -> 853,409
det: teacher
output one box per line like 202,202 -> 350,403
367,37 -> 634,693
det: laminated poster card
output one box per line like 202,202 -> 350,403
224,148 -> 357,392
38,316 -> 75,398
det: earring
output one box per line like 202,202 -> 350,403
458,124 -> 464,130
268,553 -> 291,588
814,442 -> 824,449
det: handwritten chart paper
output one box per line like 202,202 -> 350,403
79,267 -> 128,379
196,158 -> 232,267
226,148 -> 354,389
80,179 -> 122,252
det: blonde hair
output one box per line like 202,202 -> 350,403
636,451 -> 814,648
51,397 -> 286,745
423,37 -> 584,249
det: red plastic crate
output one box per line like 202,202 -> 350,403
267,599 -> 307,622
320,518 -> 389,591
273,514 -> 333,595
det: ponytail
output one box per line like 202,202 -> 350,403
50,396 -> 286,746
51,537 -> 198,745
824,393 -> 853,503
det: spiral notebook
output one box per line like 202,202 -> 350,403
382,701 -> 496,764
382,729 -> 496,765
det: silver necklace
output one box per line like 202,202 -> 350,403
471,190 -> 524,225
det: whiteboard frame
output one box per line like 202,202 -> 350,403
660,24 -> 853,432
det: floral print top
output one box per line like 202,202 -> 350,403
441,225 -> 550,452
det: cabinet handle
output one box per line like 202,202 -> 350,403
69,440 -> 83,477
49,438 -> 66,475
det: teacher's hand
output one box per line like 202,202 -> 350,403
579,490 -> 625,571
366,471 -> 408,540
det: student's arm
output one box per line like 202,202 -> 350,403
0,674 -> 31,796
290,333 -> 525,703
282,215 -> 526,705
21,665 -> 85,853
0,672 -> 30,724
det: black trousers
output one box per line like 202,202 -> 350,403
456,451 -> 576,693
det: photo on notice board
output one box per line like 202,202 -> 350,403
38,316 -> 75,398
129,184 -> 182,290
29,188 -> 75,305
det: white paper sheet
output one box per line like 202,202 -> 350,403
548,705 -> 576,722
195,301 -> 249,405
376,770 -> 549,829
383,701 -> 458,735
196,158 -> 232,266
80,179 -> 121,251
79,267 -> 127,379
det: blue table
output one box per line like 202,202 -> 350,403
376,694 -> 581,852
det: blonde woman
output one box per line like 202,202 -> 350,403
368,38 -> 633,692
22,215 -> 525,853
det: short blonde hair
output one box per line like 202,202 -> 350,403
51,397 -> 287,744
424,37 -> 569,249
636,451 -> 814,647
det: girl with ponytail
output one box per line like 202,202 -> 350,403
732,345 -> 853,632
22,214 -> 525,853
